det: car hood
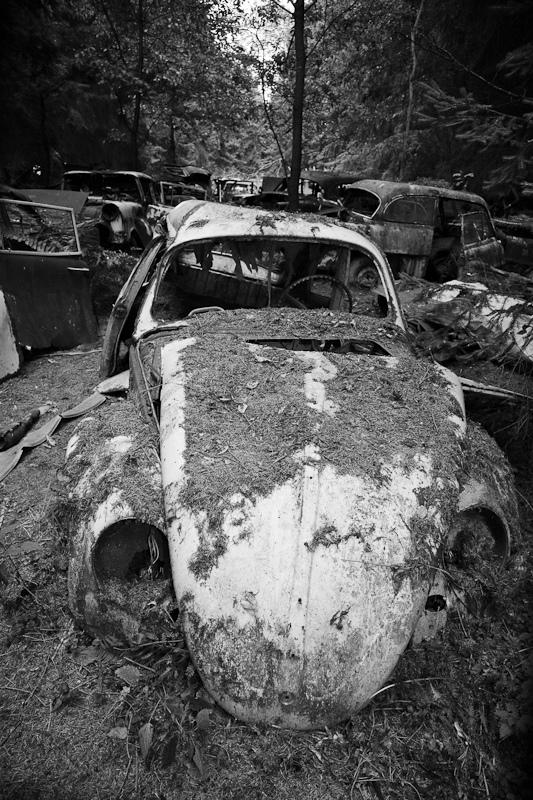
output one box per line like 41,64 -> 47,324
158,333 -> 465,728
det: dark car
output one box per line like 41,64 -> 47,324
338,179 -> 505,286
62,170 -> 166,250
157,165 -> 213,207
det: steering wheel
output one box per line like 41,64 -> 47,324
274,274 -> 353,313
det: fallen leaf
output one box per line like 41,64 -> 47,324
138,722 -> 153,763
6,541 -> 43,557
72,644 -> 101,667
161,733 -> 178,767
192,744 -> 205,780
108,726 -> 128,740
115,665 -> 141,686
237,403 -> 248,414
246,380 -> 259,390
195,708 -> 211,731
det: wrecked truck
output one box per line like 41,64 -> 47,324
62,201 -> 518,729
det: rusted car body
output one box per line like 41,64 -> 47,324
340,180 -> 505,283
159,166 -> 213,206
63,201 -> 517,729
62,170 -> 163,250
0,194 -> 97,349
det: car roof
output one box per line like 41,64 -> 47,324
64,169 -> 154,181
345,179 -> 489,207
166,200 -> 391,252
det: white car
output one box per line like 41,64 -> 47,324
63,201 -> 517,729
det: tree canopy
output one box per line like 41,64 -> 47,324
0,0 -> 530,194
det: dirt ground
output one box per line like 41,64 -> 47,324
1,279 -> 532,799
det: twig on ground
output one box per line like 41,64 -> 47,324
22,621 -> 74,707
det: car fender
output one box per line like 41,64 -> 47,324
412,421 -> 517,643
98,201 -> 151,248
455,421 -> 517,555
62,402 -> 171,647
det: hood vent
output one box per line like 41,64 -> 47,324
246,337 -> 391,355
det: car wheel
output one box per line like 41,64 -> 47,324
351,257 -> 379,289
445,509 -> 508,616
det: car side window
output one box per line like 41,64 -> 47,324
441,200 -> 493,242
461,211 -> 492,244
140,177 -> 157,205
383,196 -> 437,225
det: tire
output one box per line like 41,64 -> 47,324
351,257 -> 379,289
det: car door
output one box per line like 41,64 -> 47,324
365,195 -> 438,276
0,198 -> 97,348
100,235 -> 166,377
460,207 -> 504,268
441,198 -> 504,269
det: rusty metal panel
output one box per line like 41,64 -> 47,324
0,251 -> 97,348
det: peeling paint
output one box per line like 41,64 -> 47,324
294,350 -> 339,415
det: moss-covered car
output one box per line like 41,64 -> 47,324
63,201 -> 517,729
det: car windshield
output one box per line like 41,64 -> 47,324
64,172 -> 143,203
148,237 -> 388,325
0,199 -> 80,254
101,174 -> 142,202
63,173 -> 103,195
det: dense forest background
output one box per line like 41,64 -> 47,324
0,0 -> 531,198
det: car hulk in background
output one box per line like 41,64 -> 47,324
62,169 -> 169,251
62,201 -> 517,730
337,180 -> 505,288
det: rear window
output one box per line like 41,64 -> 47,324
63,173 -> 103,194
382,196 -> 437,225
341,188 -> 380,217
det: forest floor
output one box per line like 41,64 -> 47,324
0,253 -> 532,800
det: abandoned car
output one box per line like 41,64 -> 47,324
338,179 -> 505,286
63,201 -> 517,729
0,189 -> 97,349
62,169 -> 165,250
159,165 -> 213,206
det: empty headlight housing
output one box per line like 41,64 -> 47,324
93,520 -> 170,582
101,203 -> 121,222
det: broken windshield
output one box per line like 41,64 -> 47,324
148,237 -> 388,325
0,199 -> 80,254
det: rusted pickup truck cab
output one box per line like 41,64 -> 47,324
340,180 -> 504,284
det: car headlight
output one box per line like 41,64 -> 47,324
101,203 -> 121,222
93,520 -> 170,581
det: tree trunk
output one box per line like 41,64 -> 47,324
400,0 -> 426,180
131,0 -> 144,168
39,93 -> 56,187
168,116 -> 176,163
288,0 -> 306,212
